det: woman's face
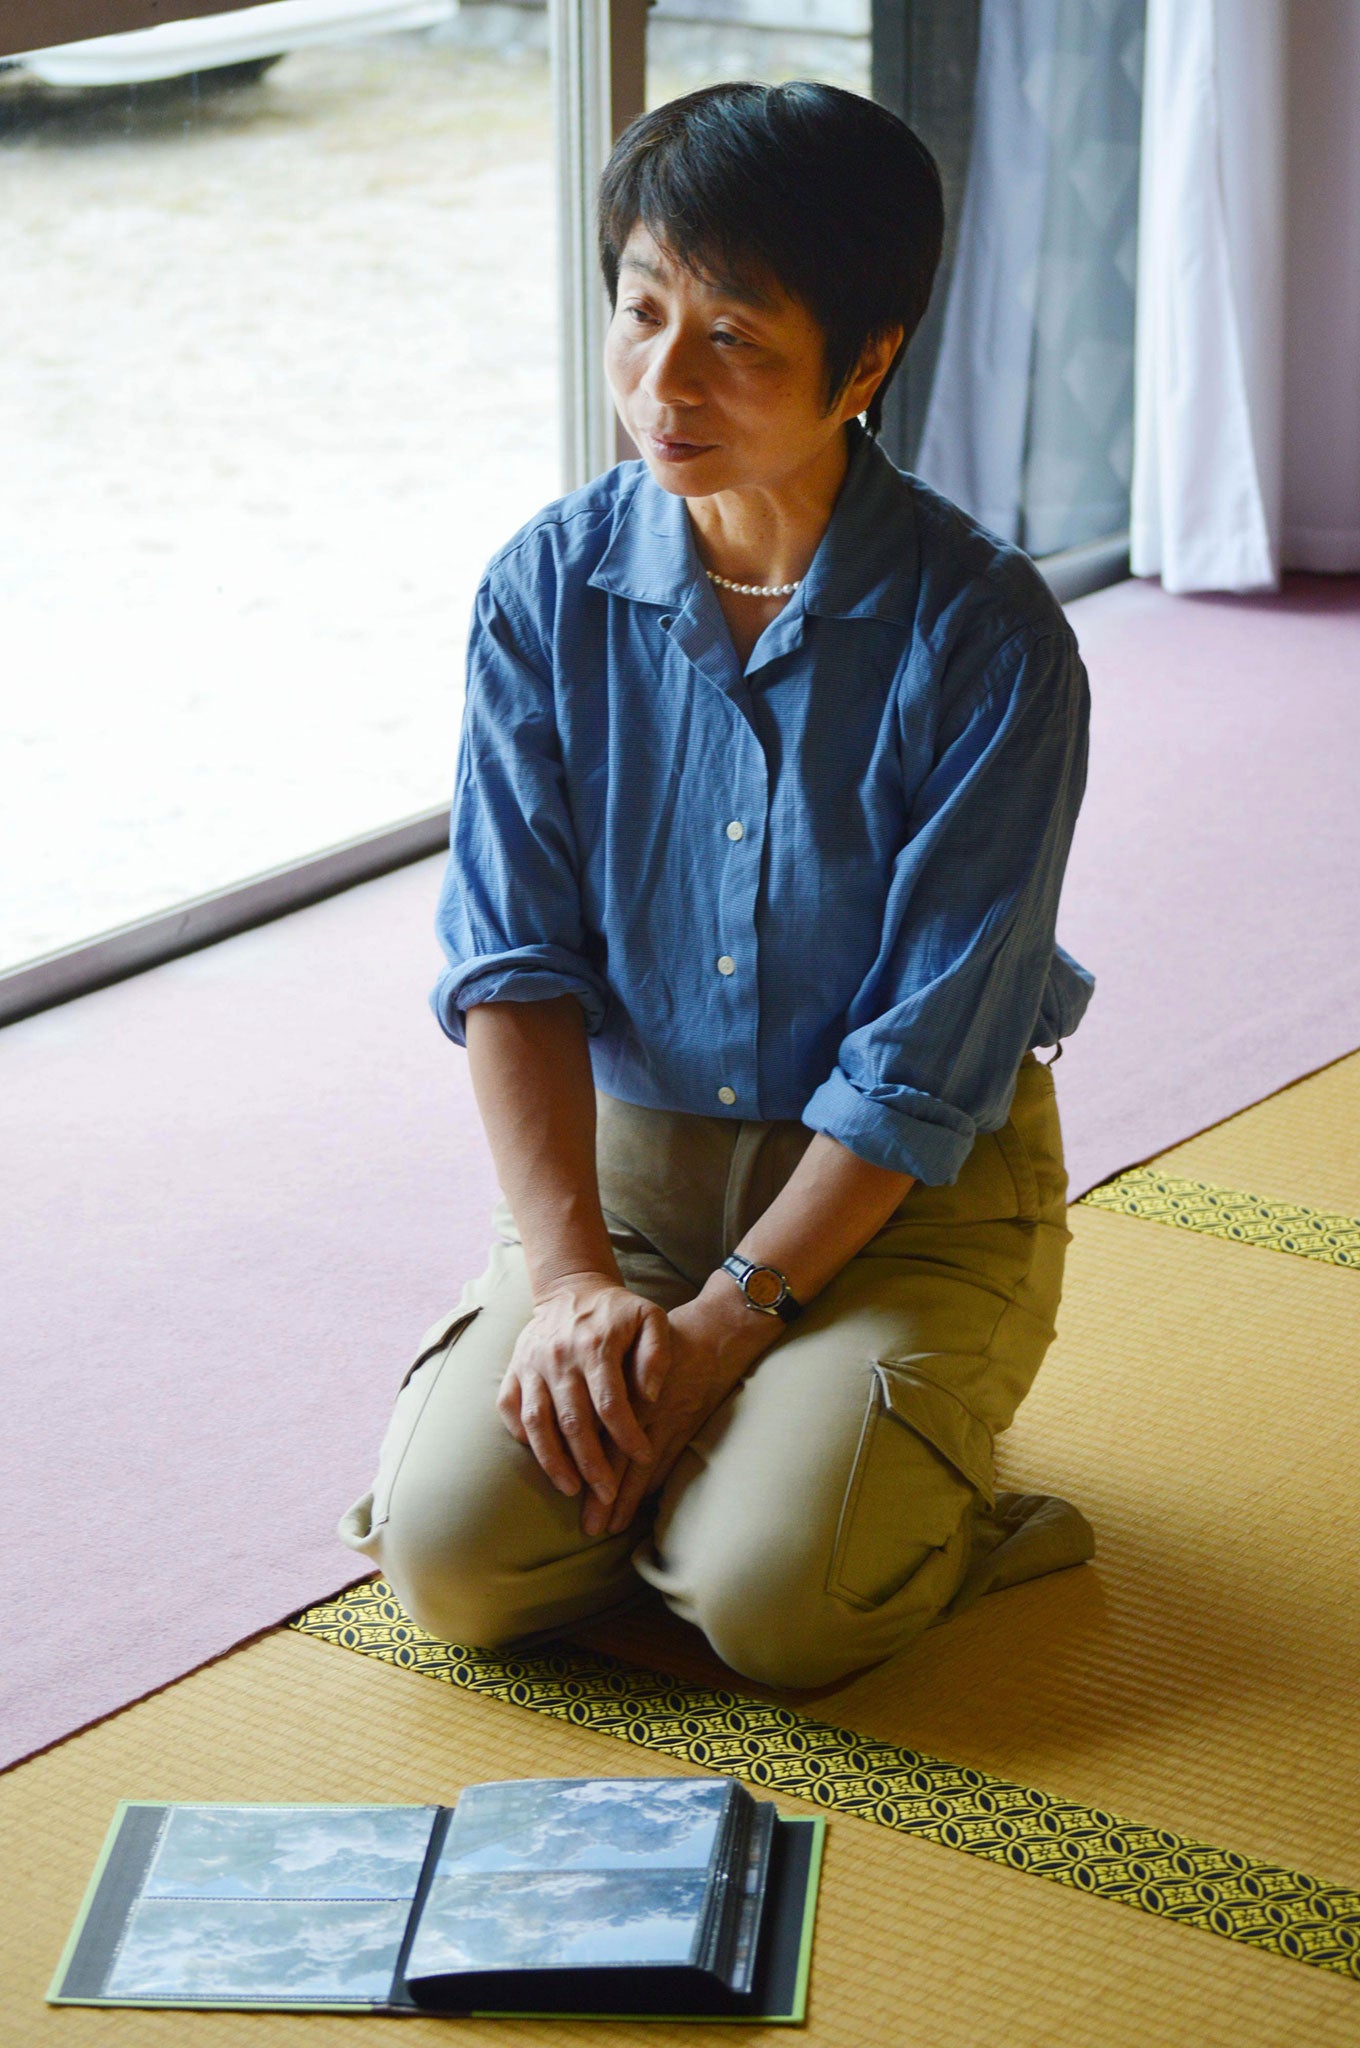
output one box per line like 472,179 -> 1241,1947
604,221 -> 879,499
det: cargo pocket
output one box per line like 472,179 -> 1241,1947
825,1359 -> 996,1611
365,1305 -> 482,1532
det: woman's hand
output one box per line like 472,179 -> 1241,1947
601,1288 -> 777,1538
497,1271 -> 670,1519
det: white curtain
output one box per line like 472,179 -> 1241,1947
1131,0 -> 1360,593
914,0 -> 1144,559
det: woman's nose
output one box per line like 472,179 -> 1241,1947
642,330 -> 707,407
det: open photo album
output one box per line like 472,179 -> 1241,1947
50,1776 -> 824,2021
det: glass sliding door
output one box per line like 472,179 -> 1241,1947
0,3 -> 559,975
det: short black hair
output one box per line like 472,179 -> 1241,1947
598,81 -> 944,438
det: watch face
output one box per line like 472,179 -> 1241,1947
743,1265 -> 784,1310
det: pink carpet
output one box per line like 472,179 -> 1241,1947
1056,573 -> 1360,1178
4,572 -> 1357,1772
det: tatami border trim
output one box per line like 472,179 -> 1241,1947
1077,1168 -> 1360,1269
292,1579 -> 1360,1982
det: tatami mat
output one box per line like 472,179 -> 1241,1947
7,1629 -> 1358,2048
1144,1045 -> 1360,1218
8,1051 -> 1360,2044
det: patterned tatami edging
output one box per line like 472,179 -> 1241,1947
1077,1169 -> 1360,1268
292,1580 -> 1360,1983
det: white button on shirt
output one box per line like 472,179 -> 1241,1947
717,1085 -> 737,1106
725,820 -> 745,841
717,955 -> 736,976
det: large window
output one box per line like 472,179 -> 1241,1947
1,2 -> 558,974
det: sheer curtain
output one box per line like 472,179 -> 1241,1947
1131,0 -> 1360,592
912,0 -> 1145,559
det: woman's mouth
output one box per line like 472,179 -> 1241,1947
646,433 -> 715,463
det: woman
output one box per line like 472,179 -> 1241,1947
339,81 -> 1097,1690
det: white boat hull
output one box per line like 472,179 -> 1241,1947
21,0 -> 456,87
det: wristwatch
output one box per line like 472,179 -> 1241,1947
721,1253 -> 803,1324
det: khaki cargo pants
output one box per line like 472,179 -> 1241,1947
339,1052 -> 1094,1689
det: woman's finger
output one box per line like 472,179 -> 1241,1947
581,1349 -> 652,1464
581,1443 -> 631,1538
519,1379 -> 581,1496
631,1306 -> 672,1405
551,1371 -> 619,1505
495,1370 -> 528,1444
605,1456 -> 654,1537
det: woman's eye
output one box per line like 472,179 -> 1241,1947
712,331 -> 747,349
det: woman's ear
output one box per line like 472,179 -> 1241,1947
841,325 -> 907,423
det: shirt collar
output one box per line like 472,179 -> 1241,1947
587,419 -> 921,630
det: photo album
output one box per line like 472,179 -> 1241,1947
49,1776 -> 824,2021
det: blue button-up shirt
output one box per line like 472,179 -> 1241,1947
432,421 -> 1094,1186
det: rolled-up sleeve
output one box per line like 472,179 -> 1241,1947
801,626 -> 1092,1184
430,571 -> 609,1046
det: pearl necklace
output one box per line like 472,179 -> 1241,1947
706,569 -> 802,598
